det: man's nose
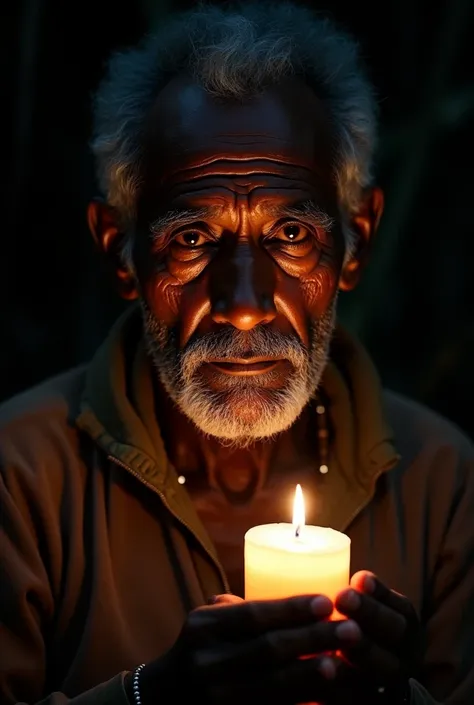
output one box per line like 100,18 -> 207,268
210,243 -> 277,330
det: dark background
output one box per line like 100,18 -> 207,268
3,0 -> 474,438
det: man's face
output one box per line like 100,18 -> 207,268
128,76 -> 349,446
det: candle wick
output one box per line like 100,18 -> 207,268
295,525 -> 300,538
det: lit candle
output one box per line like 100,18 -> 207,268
244,485 -> 351,605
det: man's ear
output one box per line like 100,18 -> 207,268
339,186 -> 384,292
87,198 -> 138,300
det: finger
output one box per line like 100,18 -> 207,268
207,593 -> 245,606
335,588 -> 407,647
192,619 -> 361,678
207,655 -> 345,705
242,654 -> 377,705
257,656 -> 339,705
350,570 -> 376,591
340,636 -> 401,682
331,659 -> 398,705
350,572 -> 417,623
188,594 -> 333,642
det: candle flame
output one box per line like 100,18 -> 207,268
292,484 -> 305,537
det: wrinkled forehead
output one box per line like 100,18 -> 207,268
143,73 -> 336,182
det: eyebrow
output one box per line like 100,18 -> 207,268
264,200 -> 334,230
149,199 -> 334,240
149,206 -> 224,239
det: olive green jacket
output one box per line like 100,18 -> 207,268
1,307 -> 473,705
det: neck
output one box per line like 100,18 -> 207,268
154,381 -> 318,504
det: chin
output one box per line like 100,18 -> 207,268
177,382 -> 310,447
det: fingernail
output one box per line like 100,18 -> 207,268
364,575 -> 376,593
335,619 -> 362,641
318,657 -> 336,680
310,595 -> 333,616
341,590 -> 360,610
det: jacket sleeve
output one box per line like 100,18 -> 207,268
0,468 -> 130,705
411,453 -> 474,705
31,678 -> 129,705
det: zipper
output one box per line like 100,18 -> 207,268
108,454 -> 230,593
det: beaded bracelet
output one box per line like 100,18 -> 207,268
131,663 -> 146,705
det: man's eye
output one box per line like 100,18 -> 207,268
274,224 -> 311,243
173,230 -> 207,247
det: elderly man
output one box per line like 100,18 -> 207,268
1,3 -> 473,705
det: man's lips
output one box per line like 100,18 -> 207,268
206,357 -> 284,376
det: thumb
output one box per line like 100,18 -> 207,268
208,593 -> 245,606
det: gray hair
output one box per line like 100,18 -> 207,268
91,1 -> 377,262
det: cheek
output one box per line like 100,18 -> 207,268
143,272 -> 183,326
300,258 -> 340,314
143,270 -> 212,347
274,247 -> 341,320
168,254 -> 211,282
140,254 -> 211,327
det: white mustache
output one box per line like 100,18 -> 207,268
180,326 -> 308,380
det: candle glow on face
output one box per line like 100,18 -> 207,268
244,485 -> 351,602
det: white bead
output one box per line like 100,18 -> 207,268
178,475 -> 186,484
319,464 -> 329,474
316,404 -> 325,414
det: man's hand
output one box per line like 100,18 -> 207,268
132,593 -> 362,705
330,571 -> 422,703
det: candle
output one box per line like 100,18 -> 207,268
244,485 -> 350,604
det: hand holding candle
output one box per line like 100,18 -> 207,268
133,486 -> 362,705
245,484 -> 351,608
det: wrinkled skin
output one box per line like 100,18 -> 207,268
89,75 -> 420,703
